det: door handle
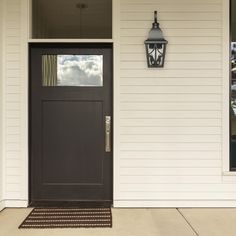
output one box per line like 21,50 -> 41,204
105,116 -> 111,152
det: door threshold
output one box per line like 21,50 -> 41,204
29,200 -> 113,208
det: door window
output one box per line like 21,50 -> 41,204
42,55 -> 103,87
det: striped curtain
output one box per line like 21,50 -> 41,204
42,55 -> 57,86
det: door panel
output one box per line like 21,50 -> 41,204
42,101 -> 103,184
29,43 -> 113,205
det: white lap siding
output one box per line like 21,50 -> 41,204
1,0 -> 27,206
114,0 -> 233,206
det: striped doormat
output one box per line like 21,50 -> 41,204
19,207 -> 112,229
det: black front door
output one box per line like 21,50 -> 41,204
29,43 -> 113,206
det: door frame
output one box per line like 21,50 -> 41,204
28,43 -> 114,206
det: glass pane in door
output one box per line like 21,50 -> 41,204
42,55 -> 103,87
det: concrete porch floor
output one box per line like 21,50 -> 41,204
1,208 -> 236,236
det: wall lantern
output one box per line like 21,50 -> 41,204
144,11 -> 168,68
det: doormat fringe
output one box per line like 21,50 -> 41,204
19,207 -> 112,229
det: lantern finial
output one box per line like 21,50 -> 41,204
154,11 -> 157,23
153,11 -> 159,28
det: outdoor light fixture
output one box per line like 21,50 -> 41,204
145,11 -> 168,68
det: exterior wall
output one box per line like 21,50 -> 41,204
114,0 -> 234,207
0,0 -> 235,207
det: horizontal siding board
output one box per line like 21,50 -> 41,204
121,0 -> 221,4
120,70 -> 221,78
6,167 -> 21,176
120,102 -> 221,111
6,143 -> 21,151
121,143 -> 221,151
5,102 -> 20,110
7,125 -> 20,133
6,21 -> 21,29
120,126 -> 221,135
120,160 -> 221,168
120,183 -> 236,192
6,184 -> 21,192
6,45 -> 20,54
120,175 -> 221,184
121,36 -> 221,45
6,134 -> 20,143
6,176 -> 21,184
6,78 -> 21,86
5,12 -> 20,22
6,53 -> 21,61
6,5 -> 21,13
120,77 -> 221,86
121,4 -> 221,13
6,119 -> 20,128
120,61 -> 222,70
6,94 -> 21,102
5,29 -> 20,37
120,151 -> 221,159
6,61 -> 20,70
6,159 -> 21,168
120,94 -> 222,102
121,28 -> 221,37
120,118 -> 221,127
6,0 -> 21,4
6,68 -> 20,77
121,44 -> 222,54
120,86 -> 222,94
120,111 -> 221,119
6,90 -> 20,97
6,151 -> 21,159
121,20 -> 222,29
120,167 -> 221,176
121,12 -> 222,21
121,53 -> 221,62
120,134 -> 221,143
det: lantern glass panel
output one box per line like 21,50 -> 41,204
146,43 -> 166,68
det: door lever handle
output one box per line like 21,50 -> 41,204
105,116 -> 111,152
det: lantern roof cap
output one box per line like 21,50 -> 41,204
145,11 -> 168,43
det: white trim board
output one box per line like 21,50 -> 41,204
21,0 -> 30,202
0,0 -> 4,209
28,39 -> 114,43
113,0 -> 121,205
0,200 -> 28,211
0,200 -> 32,210
4,200 -> 28,208
0,200 -> 5,212
222,0 -> 230,173
1,0 -> 7,205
